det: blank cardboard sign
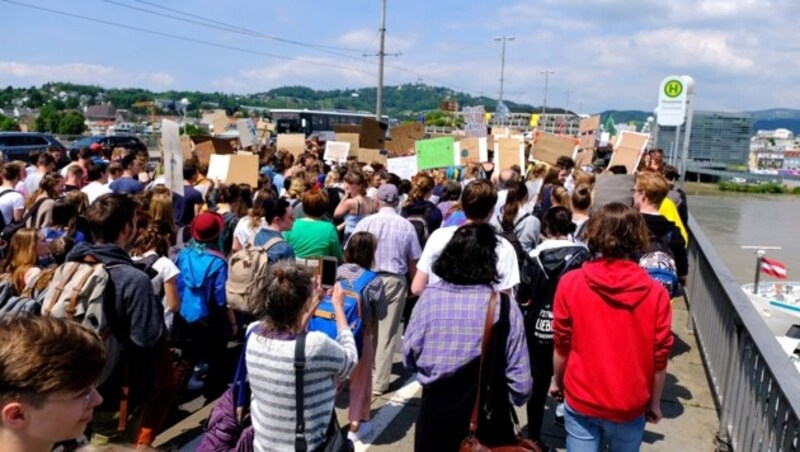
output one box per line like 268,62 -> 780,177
532,132 -> 577,166
609,131 -> 650,173
277,134 -> 306,158
494,136 -> 525,170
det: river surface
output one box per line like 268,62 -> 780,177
689,195 -> 800,284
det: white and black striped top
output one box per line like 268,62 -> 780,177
246,327 -> 357,452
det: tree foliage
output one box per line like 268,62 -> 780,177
0,114 -> 20,131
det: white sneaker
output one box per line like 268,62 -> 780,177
347,421 -> 374,442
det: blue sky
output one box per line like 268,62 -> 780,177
1,0 -> 798,113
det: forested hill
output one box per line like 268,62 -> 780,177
1,82 -> 554,120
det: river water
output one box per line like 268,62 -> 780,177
689,195 -> 800,284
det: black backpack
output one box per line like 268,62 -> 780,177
497,213 -> 529,264
133,254 -> 163,299
405,204 -> 434,249
220,211 -> 239,256
1,197 -> 47,243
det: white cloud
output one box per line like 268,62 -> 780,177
0,61 -> 175,89
336,28 -> 418,53
212,57 -> 377,93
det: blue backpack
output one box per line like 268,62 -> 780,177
638,231 -> 681,298
308,270 -> 377,356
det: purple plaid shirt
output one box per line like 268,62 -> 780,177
351,207 -> 422,275
402,282 -> 532,406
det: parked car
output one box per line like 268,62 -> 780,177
0,132 -> 68,162
68,135 -> 148,154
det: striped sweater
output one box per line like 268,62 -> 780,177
246,327 -> 358,452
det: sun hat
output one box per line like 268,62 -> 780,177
190,211 -> 224,242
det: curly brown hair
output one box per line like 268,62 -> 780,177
584,203 -> 650,259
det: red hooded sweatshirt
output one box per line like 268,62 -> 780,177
553,258 -> 673,422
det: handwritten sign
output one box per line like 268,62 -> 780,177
463,106 -> 487,138
416,137 -> 456,170
386,122 -> 424,156
387,156 -> 418,181
237,118 -> 259,148
323,140 -> 351,163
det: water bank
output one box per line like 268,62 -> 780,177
684,181 -> 800,200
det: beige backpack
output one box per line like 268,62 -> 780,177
225,237 -> 284,312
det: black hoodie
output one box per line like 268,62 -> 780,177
67,242 -> 165,407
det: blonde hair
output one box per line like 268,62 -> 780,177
551,186 -> 570,208
287,177 -> 307,199
149,190 -> 175,230
3,228 -> 39,294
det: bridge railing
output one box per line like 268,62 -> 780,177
688,215 -> 800,451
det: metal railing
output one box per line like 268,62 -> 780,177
687,215 -> 800,451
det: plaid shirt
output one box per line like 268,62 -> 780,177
403,282 -> 532,406
351,207 -> 422,275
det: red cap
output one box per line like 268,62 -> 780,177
89,142 -> 103,151
190,212 -> 224,243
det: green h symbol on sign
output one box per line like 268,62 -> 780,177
664,80 -> 683,98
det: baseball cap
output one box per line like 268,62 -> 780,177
376,183 -> 399,203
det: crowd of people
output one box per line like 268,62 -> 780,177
0,140 -> 685,451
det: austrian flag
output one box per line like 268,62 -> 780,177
761,257 -> 788,280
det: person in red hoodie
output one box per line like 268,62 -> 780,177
549,202 -> 674,451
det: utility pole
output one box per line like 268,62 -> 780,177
375,0 -> 387,122
494,36 -> 515,105
541,70 -> 555,130
565,90 -> 573,113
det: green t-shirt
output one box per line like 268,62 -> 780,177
283,218 -> 343,260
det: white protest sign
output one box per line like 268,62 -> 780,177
206,154 -> 230,183
657,75 -> 688,126
387,155 -> 418,181
237,118 -> 259,148
323,140 -> 351,163
160,119 -> 184,196
463,105 -> 487,138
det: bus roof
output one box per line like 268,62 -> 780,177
268,108 -> 389,119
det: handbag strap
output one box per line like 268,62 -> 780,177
467,292 -> 498,436
294,331 -> 308,452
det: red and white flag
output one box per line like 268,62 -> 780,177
761,257 -> 788,279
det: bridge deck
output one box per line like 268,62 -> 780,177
154,295 -> 720,451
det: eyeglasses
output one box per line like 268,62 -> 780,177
47,386 -> 96,409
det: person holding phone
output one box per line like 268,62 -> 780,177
245,262 -> 358,450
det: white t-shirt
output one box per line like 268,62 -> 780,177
233,216 -> 268,247
132,252 -> 180,329
0,188 -> 25,225
82,181 -> 112,205
417,224 -> 520,292
24,171 -> 44,196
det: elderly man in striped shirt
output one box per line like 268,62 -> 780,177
351,183 -> 422,395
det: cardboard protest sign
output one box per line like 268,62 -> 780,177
578,115 -> 601,150
463,106 -> 487,138
416,137 -> 456,170
454,137 -> 489,166
387,156 -> 418,181
360,117 -> 387,150
357,148 -> 387,166
277,134 -> 306,158
386,122 -> 424,156
207,154 -> 259,187
161,119 -> 184,196
237,118 -> 259,148
336,133 -> 360,158
334,124 -> 361,134
532,132 -> 578,166
323,141 -> 350,163
211,110 -> 229,136
494,136 -> 525,170
610,131 -> 649,173
191,136 -> 235,165
575,149 -> 595,169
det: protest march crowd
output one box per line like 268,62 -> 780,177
0,136 -> 688,451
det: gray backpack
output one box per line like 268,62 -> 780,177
225,237 -> 284,312
41,257 -> 120,384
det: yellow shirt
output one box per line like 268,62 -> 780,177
659,198 -> 688,246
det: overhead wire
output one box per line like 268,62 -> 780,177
2,0 -> 377,77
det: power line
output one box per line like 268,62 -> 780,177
2,0 -> 376,77
132,0 -> 365,53
126,0 -> 472,94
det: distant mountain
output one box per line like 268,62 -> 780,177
1,82 -> 548,121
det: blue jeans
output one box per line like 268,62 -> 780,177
564,401 -> 645,451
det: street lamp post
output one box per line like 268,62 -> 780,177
180,98 -> 190,135
493,36 -> 515,106
541,71 -> 555,131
